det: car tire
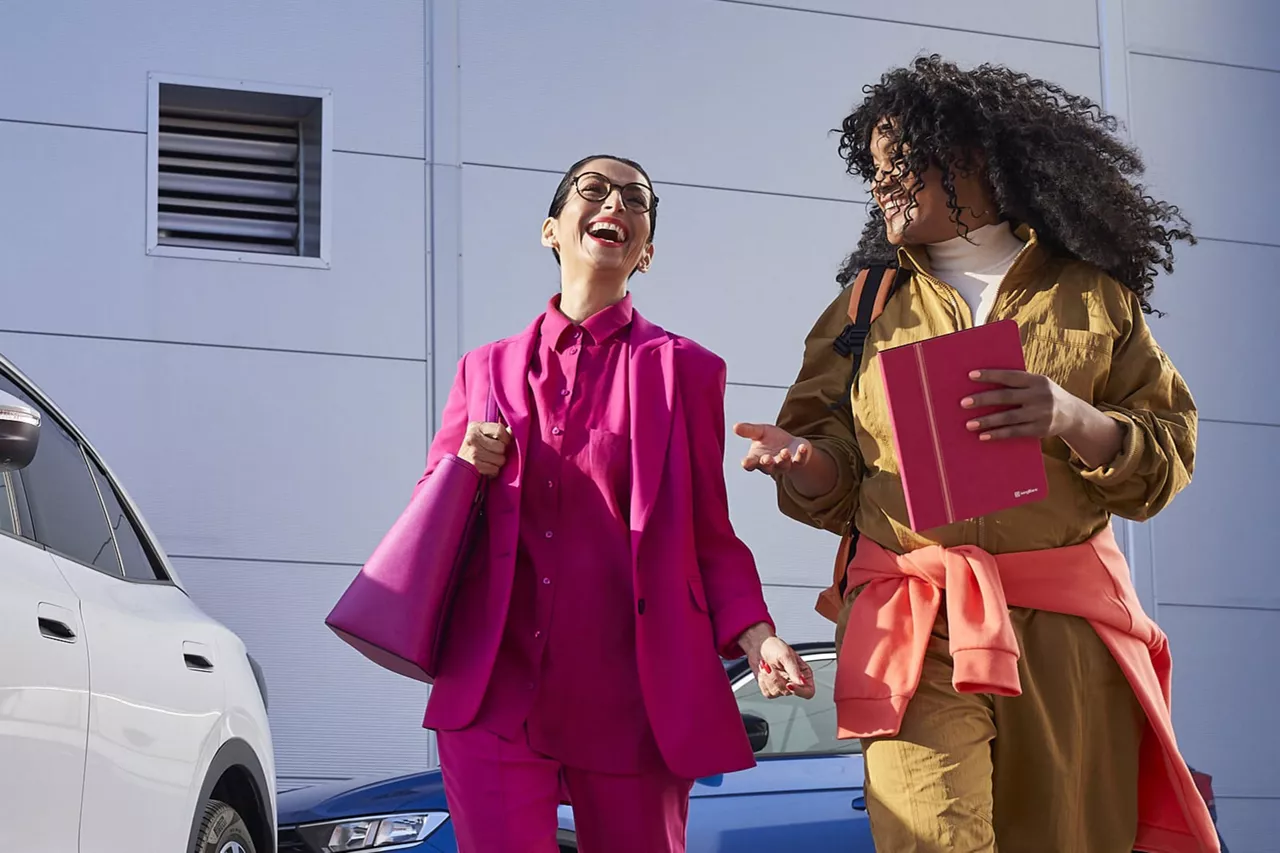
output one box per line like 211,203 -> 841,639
191,799 -> 257,853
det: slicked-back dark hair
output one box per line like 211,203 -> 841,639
547,154 -> 658,266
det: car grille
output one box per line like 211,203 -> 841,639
277,827 -> 310,852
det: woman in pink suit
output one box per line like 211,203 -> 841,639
420,154 -> 815,853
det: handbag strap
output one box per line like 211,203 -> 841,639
484,383 -> 498,425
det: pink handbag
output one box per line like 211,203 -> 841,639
325,386 -> 496,683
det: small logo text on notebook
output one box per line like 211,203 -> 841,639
1014,488 -> 1040,499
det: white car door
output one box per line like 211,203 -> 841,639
13,395 -> 223,853
0,473 -> 91,853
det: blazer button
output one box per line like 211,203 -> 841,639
637,598 -> 646,616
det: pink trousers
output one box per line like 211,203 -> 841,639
437,725 -> 694,853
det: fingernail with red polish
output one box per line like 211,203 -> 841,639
761,662 -> 771,674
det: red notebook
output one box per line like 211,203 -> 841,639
878,319 -> 1048,532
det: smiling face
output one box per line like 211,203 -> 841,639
542,158 -> 655,278
869,122 -> 998,246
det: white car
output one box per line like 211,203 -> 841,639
0,353 -> 276,853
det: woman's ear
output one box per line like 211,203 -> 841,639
541,217 -> 558,250
636,242 -> 655,273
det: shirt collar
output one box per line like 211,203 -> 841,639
544,293 -> 634,351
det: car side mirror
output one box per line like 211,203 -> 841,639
0,394 -> 40,472
742,712 -> 769,753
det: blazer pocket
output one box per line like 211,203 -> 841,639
1022,327 -> 1113,403
687,575 -> 710,613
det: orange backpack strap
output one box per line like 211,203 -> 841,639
820,264 -> 904,621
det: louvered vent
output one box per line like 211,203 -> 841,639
156,111 -> 302,255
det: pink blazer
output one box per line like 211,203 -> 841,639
420,310 -> 774,779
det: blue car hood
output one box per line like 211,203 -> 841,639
278,770 -> 448,826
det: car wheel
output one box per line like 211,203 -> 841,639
191,799 -> 257,853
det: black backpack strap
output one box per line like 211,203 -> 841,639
829,264 -> 904,599
834,264 -> 899,357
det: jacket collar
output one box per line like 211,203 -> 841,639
896,222 -> 1048,286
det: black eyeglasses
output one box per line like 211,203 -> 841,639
573,172 -> 658,213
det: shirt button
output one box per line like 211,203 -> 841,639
534,630 -> 542,638
546,480 -> 554,488
544,531 -> 553,539
542,577 -> 551,585
569,347 -> 579,355
560,389 -> 570,396
551,426 -> 562,436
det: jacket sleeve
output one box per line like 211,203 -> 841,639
414,354 -> 474,494
773,289 -> 865,534
1074,290 -> 1197,520
682,346 -> 774,659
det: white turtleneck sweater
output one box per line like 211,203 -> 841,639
925,221 -> 1026,325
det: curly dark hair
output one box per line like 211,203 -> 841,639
835,55 -> 1194,313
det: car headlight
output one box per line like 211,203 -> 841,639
297,812 -> 449,851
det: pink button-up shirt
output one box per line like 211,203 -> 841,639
473,294 -> 660,774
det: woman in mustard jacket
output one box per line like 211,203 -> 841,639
735,57 -> 1215,852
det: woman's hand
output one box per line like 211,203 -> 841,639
457,421 -> 511,477
738,623 -> 816,700
733,422 -> 813,475
733,422 -> 839,500
962,369 -> 1082,440
963,369 -> 1124,468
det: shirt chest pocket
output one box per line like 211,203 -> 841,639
586,428 -> 631,498
1022,327 -> 1113,404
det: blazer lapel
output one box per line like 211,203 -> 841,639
628,311 -> 675,552
487,316 -> 540,490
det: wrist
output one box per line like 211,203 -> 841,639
737,622 -> 775,658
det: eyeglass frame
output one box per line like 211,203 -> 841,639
571,171 -> 659,214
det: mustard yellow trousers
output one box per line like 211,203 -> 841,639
839,599 -> 1145,852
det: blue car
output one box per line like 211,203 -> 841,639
277,642 -> 874,851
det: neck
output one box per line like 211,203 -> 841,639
558,270 -> 628,323
926,221 -> 1024,273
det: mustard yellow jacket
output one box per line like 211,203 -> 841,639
775,226 -> 1197,563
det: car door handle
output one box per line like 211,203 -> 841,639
851,794 -> 867,812
38,616 -> 77,642
183,641 -> 214,672
37,602 -> 78,643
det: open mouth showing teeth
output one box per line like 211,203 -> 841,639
587,222 -> 628,244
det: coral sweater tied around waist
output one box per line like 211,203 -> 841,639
838,527 -> 1219,853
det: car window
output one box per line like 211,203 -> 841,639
733,653 -> 860,756
0,375 -> 122,575
0,472 -> 17,535
87,459 -> 167,582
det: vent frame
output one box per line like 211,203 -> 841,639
146,73 -> 332,269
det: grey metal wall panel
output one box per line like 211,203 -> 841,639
459,0 -> 1102,199
759,583 -> 836,645
1129,54 -> 1280,246
1149,239 -> 1280,426
0,0 -> 425,157
457,164 -> 868,387
1160,603 -> 1280,800
724,385 -> 842,589
174,557 -> 433,780
1150,422 -> 1280,610
725,0 -> 1100,46
1125,0 -> 1280,71
0,122 -> 428,360
0,332 -> 427,566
